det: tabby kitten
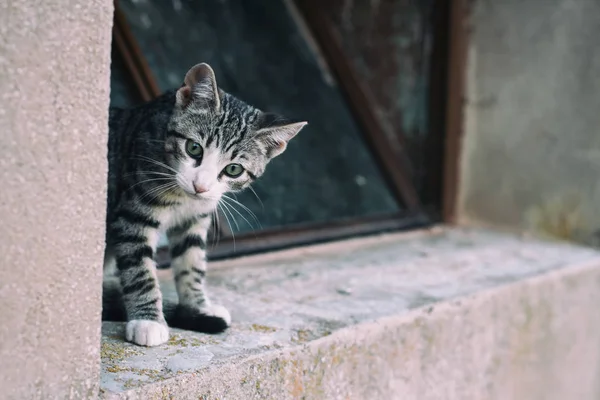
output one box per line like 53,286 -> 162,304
103,63 -> 306,346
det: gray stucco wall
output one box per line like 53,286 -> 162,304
459,0 -> 600,245
0,1 -> 113,398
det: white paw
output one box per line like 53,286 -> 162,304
126,320 -> 169,346
204,304 -> 231,326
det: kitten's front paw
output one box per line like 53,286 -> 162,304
125,320 -> 169,346
169,303 -> 231,334
204,304 -> 232,326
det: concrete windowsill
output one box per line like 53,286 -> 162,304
99,226 -> 600,399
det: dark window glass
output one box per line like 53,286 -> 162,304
114,0 -> 402,233
322,0 -> 443,209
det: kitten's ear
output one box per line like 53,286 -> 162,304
255,113 -> 307,159
176,63 -> 221,112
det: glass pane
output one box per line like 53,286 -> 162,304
117,0 -> 401,233
322,0 -> 441,208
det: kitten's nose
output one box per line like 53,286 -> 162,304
193,182 -> 209,194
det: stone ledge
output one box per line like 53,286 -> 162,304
99,227 -> 600,399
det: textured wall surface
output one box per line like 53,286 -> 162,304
0,1 -> 113,398
459,0 -> 600,245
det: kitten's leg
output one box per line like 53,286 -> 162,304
167,215 -> 231,333
112,206 -> 168,346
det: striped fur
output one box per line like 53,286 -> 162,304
103,63 -> 306,346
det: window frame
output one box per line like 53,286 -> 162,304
111,0 -> 461,261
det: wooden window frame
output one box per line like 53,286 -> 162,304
111,0 -> 467,262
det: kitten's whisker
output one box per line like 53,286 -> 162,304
218,200 -> 240,231
138,181 -> 178,203
138,180 -> 176,195
124,170 -> 174,178
220,196 -> 258,231
145,184 -> 178,204
248,186 -> 264,210
129,177 -> 173,190
136,182 -> 172,198
221,195 -> 262,229
139,186 -> 176,204
132,155 -> 179,174
217,203 -> 235,251
223,194 -> 259,218
202,195 -> 222,201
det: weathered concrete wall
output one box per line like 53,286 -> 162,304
459,0 -> 600,245
0,1 -> 113,398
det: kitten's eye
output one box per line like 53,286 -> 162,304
185,140 -> 203,159
223,163 -> 245,178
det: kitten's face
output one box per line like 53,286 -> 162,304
164,63 -> 306,208
165,113 -> 266,206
